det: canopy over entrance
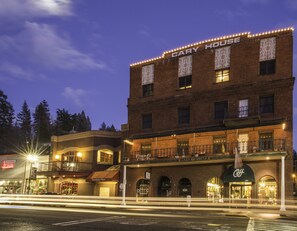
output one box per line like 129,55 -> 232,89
222,164 -> 255,183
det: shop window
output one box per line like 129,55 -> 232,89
142,84 -> 153,97
142,113 -> 152,129
0,180 -> 22,194
136,179 -> 150,197
177,140 -> 189,157
207,177 -> 223,202
158,176 -> 171,197
178,107 -> 190,125
213,136 -> 227,154
238,99 -> 248,118
258,176 -> 277,204
214,101 -> 228,120
178,178 -> 192,197
97,149 -> 113,164
259,95 -> 274,114
215,69 -> 230,83
230,182 -> 252,201
259,133 -> 273,151
60,181 -> 78,195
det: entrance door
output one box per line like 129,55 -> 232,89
230,183 -> 252,203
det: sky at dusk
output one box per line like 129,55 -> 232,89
0,0 -> 296,148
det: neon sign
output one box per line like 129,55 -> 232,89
1,160 -> 16,169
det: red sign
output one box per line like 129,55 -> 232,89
1,160 -> 16,169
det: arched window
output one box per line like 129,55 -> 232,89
97,149 -> 113,164
59,181 -> 78,195
136,179 -> 150,197
258,175 -> 277,204
207,177 -> 223,202
158,176 -> 171,197
178,178 -> 191,197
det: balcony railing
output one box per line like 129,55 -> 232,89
37,161 -> 93,173
123,139 -> 286,163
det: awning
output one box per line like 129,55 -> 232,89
222,164 -> 255,183
87,170 -> 119,182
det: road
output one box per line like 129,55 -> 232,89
0,205 -> 297,231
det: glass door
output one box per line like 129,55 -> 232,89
230,182 -> 252,203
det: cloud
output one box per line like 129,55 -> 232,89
0,22 -> 107,71
139,25 -> 151,37
62,87 -> 87,107
0,0 -> 72,18
214,9 -> 248,20
0,62 -> 42,81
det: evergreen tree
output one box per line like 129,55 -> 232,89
16,100 -> 32,141
54,108 -> 73,135
99,122 -> 107,131
75,110 -> 91,132
0,90 -> 15,153
33,100 -> 51,143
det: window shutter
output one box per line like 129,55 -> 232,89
142,64 -> 154,85
215,46 -> 230,70
178,55 -> 192,77
259,37 -> 276,61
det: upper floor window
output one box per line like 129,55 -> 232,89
259,37 -> 276,75
215,46 -> 230,83
62,151 -> 82,163
142,113 -> 152,129
177,140 -> 189,156
259,133 -> 273,151
214,101 -> 228,120
178,55 -> 192,89
238,99 -> 248,118
97,149 -> 113,164
141,144 -> 152,155
213,136 -> 227,154
259,95 -> 274,114
178,107 -> 190,125
142,64 -> 154,96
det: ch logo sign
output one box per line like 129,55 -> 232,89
233,169 -> 245,178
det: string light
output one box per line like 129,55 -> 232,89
130,27 -> 294,67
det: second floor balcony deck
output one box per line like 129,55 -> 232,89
123,139 -> 287,166
36,161 -> 93,175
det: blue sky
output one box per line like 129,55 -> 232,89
0,0 -> 296,148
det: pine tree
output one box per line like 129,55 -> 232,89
54,108 -> 73,135
17,100 -> 32,141
33,100 -> 51,143
75,111 -> 91,132
99,122 -> 107,131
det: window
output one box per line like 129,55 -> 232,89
259,133 -> 273,151
178,107 -> 190,125
142,83 -> 153,97
179,75 -> 192,89
260,60 -> 275,75
215,69 -> 230,83
177,141 -> 189,156
178,56 -> 192,89
142,113 -> 152,129
238,99 -> 248,118
214,101 -> 228,120
213,136 -> 227,154
142,64 -> 154,96
259,95 -> 274,114
60,181 -> 78,195
97,149 -> 113,164
141,144 -> 151,155
259,37 -> 276,75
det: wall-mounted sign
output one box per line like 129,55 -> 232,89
145,171 -> 151,180
1,160 -> 16,169
233,168 -> 245,178
205,37 -> 240,49
171,47 -> 199,58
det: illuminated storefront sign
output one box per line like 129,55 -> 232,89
172,47 -> 199,58
1,160 -> 16,169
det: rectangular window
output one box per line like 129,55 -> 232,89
213,136 -> 227,154
142,114 -> 152,129
260,60 -> 275,75
178,56 -> 192,89
97,151 -> 113,164
215,69 -> 230,83
177,141 -> 189,156
141,144 -> 152,155
215,46 -> 230,70
259,133 -> 273,151
179,75 -> 192,89
142,64 -> 154,96
142,83 -> 153,97
238,99 -> 248,118
259,37 -> 276,61
178,107 -> 190,125
259,95 -> 274,114
214,101 -> 228,120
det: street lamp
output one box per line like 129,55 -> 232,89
292,174 -> 296,196
22,154 -> 38,194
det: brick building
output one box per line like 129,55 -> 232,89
123,28 -> 295,203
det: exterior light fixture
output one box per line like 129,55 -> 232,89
282,123 -> 286,130
77,152 -> 82,157
124,140 -> 134,145
55,154 -> 60,160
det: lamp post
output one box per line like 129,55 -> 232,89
292,174 -> 296,196
22,154 -> 38,194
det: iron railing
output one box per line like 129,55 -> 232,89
124,139 -> 287,163
37,161 -> 93,173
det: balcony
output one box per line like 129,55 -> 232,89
37,161 -> 93,175
123,139 -> 287,166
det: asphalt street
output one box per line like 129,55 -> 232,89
0,205 -> 296,231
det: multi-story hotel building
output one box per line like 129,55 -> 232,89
123,28 -> 294,203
